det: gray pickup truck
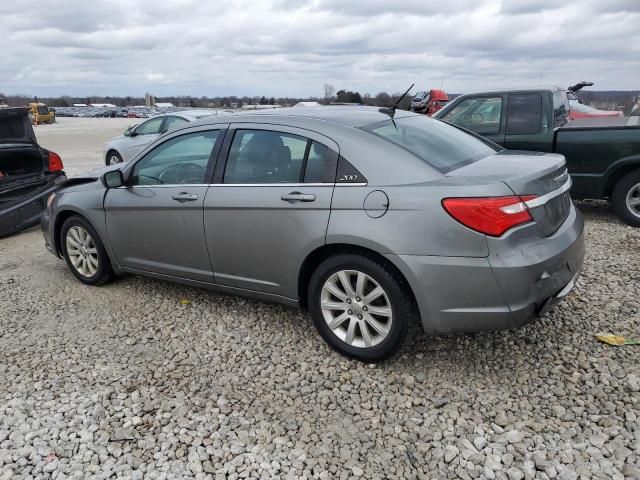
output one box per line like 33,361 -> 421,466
434,87 -> 640,226
0,107 -> 66,237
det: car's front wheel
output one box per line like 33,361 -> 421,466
612,170 -> 640,227
308,253 -> 415,362
61,216 -> 113,285
106,150 -> 123,166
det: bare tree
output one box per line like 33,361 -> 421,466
323,84 -> 336,104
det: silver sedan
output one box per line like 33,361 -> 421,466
103,110 -> 228,165
43,107 -> 584,361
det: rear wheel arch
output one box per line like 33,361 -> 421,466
297,243 -> 419,315
604,157 -> 640,198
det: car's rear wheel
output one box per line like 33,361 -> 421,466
106,150 -> 123,166
612,170 -> 640,227
61,216 -> 113,285
308,253 -> 414,362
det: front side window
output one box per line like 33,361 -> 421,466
506,94 -> 542,135
363,116 -> 497,173
223,130 -> 307,183
440,96 -> 503,135
132,130 -> 219,185
135,117 -> 164,135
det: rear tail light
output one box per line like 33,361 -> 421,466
442,195 -> 537,237
48,151 -> 64,172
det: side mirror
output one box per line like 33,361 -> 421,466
102,170 -> 124,189
124,125 -> 137,137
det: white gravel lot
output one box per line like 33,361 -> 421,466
0,118 -> 639,479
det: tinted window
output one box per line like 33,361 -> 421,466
224,130 -> 307,184
136,117 -> 164,135
363,116 -> 496,174
163,116 -> 189,132
440,96 -> 503,135
132,131 -> 218,185
304,141 -> 338,183
506,94 -> 542,135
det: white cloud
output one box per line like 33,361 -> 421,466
0,0 -> 638,97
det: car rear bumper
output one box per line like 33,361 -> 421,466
387,204 -> 585,336
0,173 -> 66,238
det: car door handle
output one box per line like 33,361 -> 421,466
281,192 -> 316,203
172,192 -> 199,202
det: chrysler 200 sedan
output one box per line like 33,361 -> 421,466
42,107 -> 584,361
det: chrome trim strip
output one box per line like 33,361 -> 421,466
525,177 -> 572,209
126,184 -> 207,188
123,182 -> 368,188
213,183 -> 332,187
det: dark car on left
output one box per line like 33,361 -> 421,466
0,107 -> 65,237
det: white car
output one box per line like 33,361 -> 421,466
103,110 -> 227,165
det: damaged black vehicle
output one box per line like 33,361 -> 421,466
0,107 -> 66,237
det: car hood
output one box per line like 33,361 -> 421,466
107,134 -> 125,143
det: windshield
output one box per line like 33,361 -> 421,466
362,116 -> 497,174
412,92 -> 427,102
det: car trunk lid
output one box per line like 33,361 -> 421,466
446,151 -> 571,236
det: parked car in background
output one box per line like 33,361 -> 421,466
411,89 -> 450,116
569,100 -> 623,120
28,102 -> 55,124
43,107 -> 583,361
103,110 -> 227,165
1,107 -> 65,237
434,86 -> 640,226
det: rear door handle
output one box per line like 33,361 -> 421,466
281,192 -> 316,203
172,192 -> 199,202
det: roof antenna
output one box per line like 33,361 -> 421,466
379,83 -> 414,118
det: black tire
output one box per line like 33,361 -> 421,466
308,253 -> 415,362
612,170 -> 640,227
106,150 -> 123,166
60,215 -> 114,285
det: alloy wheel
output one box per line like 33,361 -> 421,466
109,154 -> 122,165
320,270 -> 393,348
626,182 -> 640,218
65,226 -> 99,277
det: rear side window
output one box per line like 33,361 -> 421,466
363,116 -> 497,174
304,141 -> 338,183
224,130 -> 339,184
440,96 -> 503,135
506,94 -> 542,135
224,130 -> 306,183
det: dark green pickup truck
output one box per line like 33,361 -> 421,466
434,87 -> 640,226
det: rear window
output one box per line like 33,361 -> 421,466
0,113 -> 28,141
362,116 -> 497,174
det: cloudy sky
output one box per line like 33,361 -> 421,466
2,0 -> 639,98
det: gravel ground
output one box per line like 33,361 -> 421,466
0,120 -> 639,479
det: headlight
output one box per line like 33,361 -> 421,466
47,192 -> 56,209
